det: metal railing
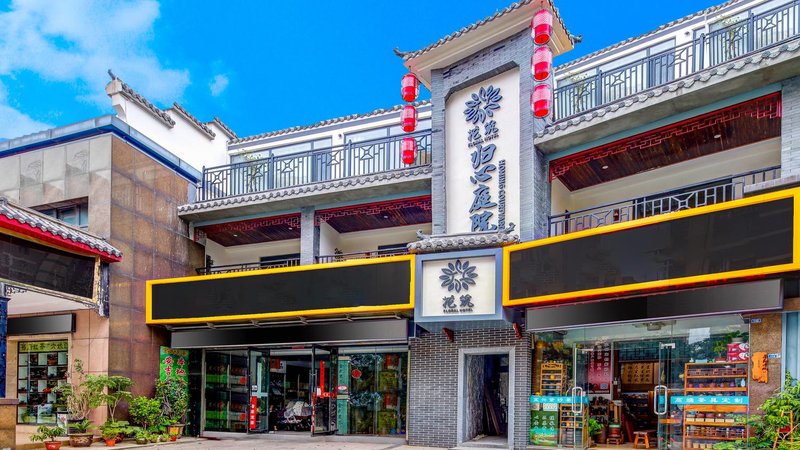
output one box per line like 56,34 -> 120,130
195,258 -> 301,275
548,166 -> 780,236
199,130 -> 432,202
315,248 -> 409,264
554,0 -> 800,121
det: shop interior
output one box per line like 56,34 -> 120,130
530,315 -> 751,450
199,348 -> 407,436
463,354 -> 510,446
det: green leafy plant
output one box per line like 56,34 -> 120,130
155,377 -> 189,424
30,425 -> 65,442
129,396 -> 161,432
69,419 -> 92,434
588,418 -> 603,436
57,359 -> 104,434
87,375 -> 133,422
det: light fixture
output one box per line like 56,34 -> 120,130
232,233 -> 239,237
531,84 -> 552,118
532,46 -> 553,81
288,226 -> 293,230
531,9 -> 553,45
382,214 -> 389,219
601,165 -> 609,170
713,134 -> 722,139
401,73 -> 420,102
401,105 -> 418,132
401,137 -> 417,165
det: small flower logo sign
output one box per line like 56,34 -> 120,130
464,85 -> 502,124
439,259 -> 478,293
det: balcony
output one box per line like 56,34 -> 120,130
195,257 -> 300,275
198,130 -> 432,202
316,248 -> 409,264
553,0 -> 800,122
548,166 -> 780,236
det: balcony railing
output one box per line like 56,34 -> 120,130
195,258 -> 301,275
315,248 -> 409,264
199,130 -> 432,202
548,166 -> 780,236
554,0 -> 800,121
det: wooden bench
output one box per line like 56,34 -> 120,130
633,430 -> 656,449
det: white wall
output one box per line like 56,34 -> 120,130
551,138 -> 780,213
319,222 -> 341,256
205,238 -> 301,266
445,69 -> 521,233
318,223 -> 432,256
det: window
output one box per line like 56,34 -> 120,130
17,340 -> 69,425
230,138 -> 333,164
38,203 -> 89,230
344,121 -> 432,144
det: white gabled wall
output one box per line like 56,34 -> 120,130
205,239 -> 301,267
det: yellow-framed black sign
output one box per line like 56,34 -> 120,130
146,254 -> 415,325
503,187 -> 800,307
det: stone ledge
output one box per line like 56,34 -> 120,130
408,227 -> 519,254
744,175 -> 800,196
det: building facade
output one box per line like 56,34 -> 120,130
139,0 -> 800,449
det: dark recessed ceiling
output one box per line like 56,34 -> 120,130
320,196 -> 432,233
199,214 -> 301,247
550,93 -> 781,191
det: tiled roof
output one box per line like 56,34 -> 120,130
231,99 -> 431,145
178,165 -> 432,213
539,39 -> 800,137
0,197 -> 122,259
107,70 -> 176,128
171,103 -> 216,139
213,117 -> 238,140
556,0 -> 739,72
398,0 -> 570,61
408,229 -> 519,253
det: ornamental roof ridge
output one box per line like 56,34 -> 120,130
0,196 -> 122,258
396,0 -> 570,61
407,228 -> 520,254
555,0 -> 741,73
538,38 -> 800,138
230,99 -> 432,145
107,70 -> 176,128
212,116 -> 238,140
170,102 -> 216,139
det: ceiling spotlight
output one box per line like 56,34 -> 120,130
382,214 -> 389,219
232,233 -> 239,237
601,165 -> 609,170
288,227 -> 293,230
713,134 -> 722,139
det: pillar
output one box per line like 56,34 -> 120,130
300,206 -> 319,265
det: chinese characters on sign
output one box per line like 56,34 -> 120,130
463,85 -> 507,232
587,343 -> 612,394
439,259 -> 478,314
159,346 -> 189,382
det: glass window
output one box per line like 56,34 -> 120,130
231,138 -> 333,164
38,203 -> 89,230
203,350 -> 249,433
17,340 -> 69,425
342,352 -> 407,435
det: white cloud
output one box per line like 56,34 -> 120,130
209,74 -> 229,97
0,81 -> 52,137
0,0 -> 190,110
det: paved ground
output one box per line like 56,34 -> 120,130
161,439 -> 440,450
142,438 -> 439,450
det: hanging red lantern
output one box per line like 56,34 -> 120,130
532,84 -> 552,118
401,137 -> 416,165
401,104 -> 417,132
401,73 -> 420,102
531,9 -> 553,45
532,46 -> 553,81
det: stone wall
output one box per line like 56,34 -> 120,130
408,327 -> 531,449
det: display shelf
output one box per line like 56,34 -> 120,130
559,404 -> 587,447
16,345 -> 67,425
682,361 -> 749,450
539,362 -> 565,396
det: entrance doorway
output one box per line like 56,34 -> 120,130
459,348 -> 515,448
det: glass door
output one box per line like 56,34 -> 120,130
247,349 -> 269,433
311,346 -> 338,435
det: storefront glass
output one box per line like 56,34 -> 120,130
16,340 -> 68,425
339,352 -> 407,436
530,315 -> 750,450
203,350 -> 249,432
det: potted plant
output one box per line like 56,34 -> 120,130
134,429 -> 148,445
57,359 -> 104,447
99,420 -> 131,444
588,418 -> 603,447
169,430 -> 179,442
147,432 -> 158,444
129,396 -> 161,433
160,432 -> 169,442
30,425 -> 65,450
156,377 -> 189,438
101,427 -> 118,447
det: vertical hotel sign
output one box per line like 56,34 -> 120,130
159,346 -> 189,382
463,86 -> 507,232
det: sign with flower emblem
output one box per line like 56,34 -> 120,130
416,249 -> 505,325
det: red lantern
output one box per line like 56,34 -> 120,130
401,104 -> 417,132
401,137 -> 416,165
531,9 -> 553,45
532,46 -> 553,81
401,73 -> 420,102
532,84 -> 552,118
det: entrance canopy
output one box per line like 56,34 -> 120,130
0,197 -> 121,311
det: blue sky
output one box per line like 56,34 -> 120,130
0,0 -> 722,140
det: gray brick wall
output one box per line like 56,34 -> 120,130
429,29 -> 550,240
408,327 -> 532,449
782,77 -> 800,177
299,206 -> 318,264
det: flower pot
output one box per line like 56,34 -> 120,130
136,438 -> 148,444
149,437 -> 158,443
69,433 -> 94,447
168,423 -> 186,439
170,436 -> 177,441
105,438 -> 116,447
44,442 -> 62,450
115,435 -> 123,443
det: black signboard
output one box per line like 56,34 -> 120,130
150,259 -> 412,322
509,197 -> 794,302
0,234 -> 95,298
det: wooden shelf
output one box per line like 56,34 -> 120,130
684,421 -> 744,427
685,388 -> 746,392
686,361 -> 748,365
685,375 -> 746,379
685,435 -> 745,441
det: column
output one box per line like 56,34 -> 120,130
300,206 -> 319,265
